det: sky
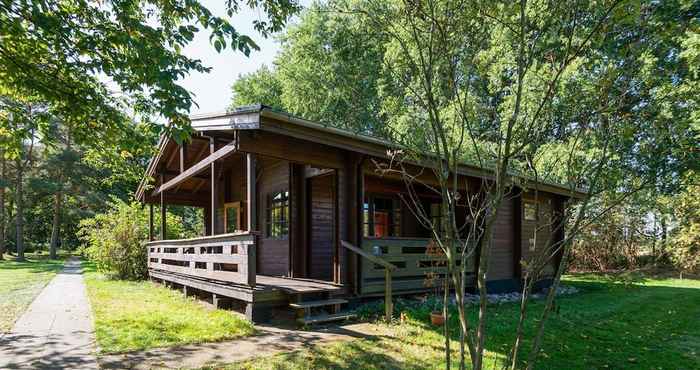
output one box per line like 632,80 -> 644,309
179,1 -> 301,115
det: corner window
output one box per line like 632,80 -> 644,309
224,202 -> 242,233
363,196 -> 401,237
266,190 -> 289,238
430,203 -> 442,233
524,201 -> 538,221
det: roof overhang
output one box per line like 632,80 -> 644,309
136,104 -> 588,201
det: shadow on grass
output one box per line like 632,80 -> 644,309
0,257 -> 65,275
393,279 -> 700,369
268,337 -> 434,370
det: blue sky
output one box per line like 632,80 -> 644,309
180,1 -> 306,115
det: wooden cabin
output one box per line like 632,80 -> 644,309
136,105 -> 582,323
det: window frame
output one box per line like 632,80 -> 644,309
223,201 -> 242,233
266,190 -> 289,239
363,194 -> 402,238
523,201 -> 538,221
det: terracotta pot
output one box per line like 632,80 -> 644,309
430,311 -> 445,326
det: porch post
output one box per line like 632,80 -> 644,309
246,153 -> 257,231
179,143 -> 187,173
160,193 -> 166,240
149,203 -> 154,241
210,138 -> 217,235
333,169 -> 340,283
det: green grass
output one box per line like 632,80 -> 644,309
82,262 -> 256,354
0,254 -> 65,332
216,273 -> 700,369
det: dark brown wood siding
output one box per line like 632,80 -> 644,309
488,197 -> 515,281
520,193 -> 556,277
308,174 -> 334,280
257,157 -> 290,276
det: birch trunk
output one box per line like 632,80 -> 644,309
15,157 -> 24,261
49,191 -> 62,259
0,150 -> 5,260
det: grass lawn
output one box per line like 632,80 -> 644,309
82,262 -> 255,354
217,273 -> 700,369
0,254 -> 65,332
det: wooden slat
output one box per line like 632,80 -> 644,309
147,233 -> 256,286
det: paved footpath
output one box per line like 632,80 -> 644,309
0,257 -> 99,369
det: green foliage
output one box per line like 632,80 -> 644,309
671,222 -> 700,274
668,173 -> 700,273
226,275 -> 700,370
0,0 -> 301,139
231,65 -> 284,109
78,199 -> 195,280
230,0 -> 388,134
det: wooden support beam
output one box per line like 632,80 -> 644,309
385,268 -> 393,321
153,140 -> 236,195
173,144 -> 188,193
161,171 -> 209,181
246,153 -> 257,231
179,143 -> 187,173
333,169 -> 340,284
149,203 -> 154,241
165,143 -> 180,169
247,243 -> 256,287
210,138 -> 217,235
341,240 -> 395,321
160,185 -> 166,240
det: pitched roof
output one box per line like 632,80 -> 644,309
137,104 -> 587,200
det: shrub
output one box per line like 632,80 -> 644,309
78,198 -> 188,280
669,225 -> 700,274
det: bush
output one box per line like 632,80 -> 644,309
669,212 -> 700,274
78,198 -> 189,280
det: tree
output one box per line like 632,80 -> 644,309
0,146 -> 6,259
329,0 -> 700,369
231,65 -> 285,110
228,2 -> 698,367
231,0 -> 388,134
0,0 -> 301,139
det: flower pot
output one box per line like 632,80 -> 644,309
430,311 -> 445,326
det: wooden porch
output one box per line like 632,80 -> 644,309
146,232 -> 344,300
146,232 -> 344,322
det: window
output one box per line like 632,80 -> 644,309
363,196 -> 401,237
524,201 -> 538,221
224,201 -> 242,233
430,203 -> 442,233
266,190 -> 289,238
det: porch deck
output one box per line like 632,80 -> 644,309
146,232 -> 343,307
150,269 -> 342,304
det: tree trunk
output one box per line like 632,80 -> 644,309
0,149 -> 5,260
49,190 -> 62,259
15,158 -> 24,261
443,272 -> 450,370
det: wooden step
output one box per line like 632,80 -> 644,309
298,312 -> 357,325
289,298 -> 348,309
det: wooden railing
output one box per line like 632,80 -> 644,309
147,232 -> 257,286
341,240 -> 396,320
359,237 -> 475,295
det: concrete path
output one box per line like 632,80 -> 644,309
99,323 -> 386,370
0,257 -> 99,369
